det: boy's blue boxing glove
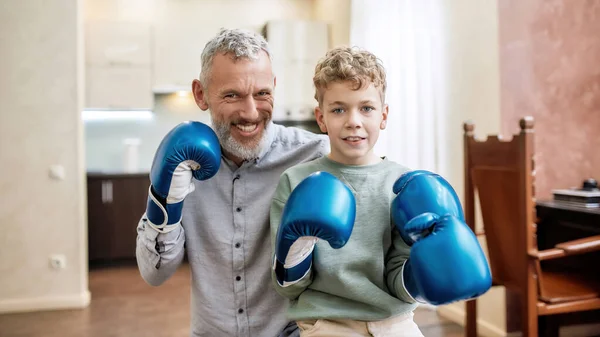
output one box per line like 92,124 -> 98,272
391,170 -> 491,305
274,171 -> 356,286
146,121 -> 221,233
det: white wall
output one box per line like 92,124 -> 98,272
312,0 -> 351,48
0,0 -> 89,313
436,0 -> 504,336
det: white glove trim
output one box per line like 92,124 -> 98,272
400,261 -> 424,304
166,160 -> 198,204
284,237 -> 317,268
272,255 -> 313,288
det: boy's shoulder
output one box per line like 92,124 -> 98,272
274,157 -> 325,200
383,158 -> 412,177
282,156 -> 324,179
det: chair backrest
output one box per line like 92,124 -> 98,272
463,117 -> 536,291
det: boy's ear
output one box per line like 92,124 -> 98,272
380,104 -> 389,130
314,106 -> 328,133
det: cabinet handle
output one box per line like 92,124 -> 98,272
102,180 -> 113,203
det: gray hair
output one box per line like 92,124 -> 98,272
199,28 -> 271,86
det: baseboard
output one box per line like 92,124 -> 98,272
437,305 -> 508,337
0,290 -> 91,314
437,305 -> 600,337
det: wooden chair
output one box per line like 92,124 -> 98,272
463,117 -> 600,337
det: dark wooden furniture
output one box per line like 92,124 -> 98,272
463,117 -> 600,337
87,172 -> 149,263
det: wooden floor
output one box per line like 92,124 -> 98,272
0,263 -> 464,337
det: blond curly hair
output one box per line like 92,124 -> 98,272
313,46 -> 387,105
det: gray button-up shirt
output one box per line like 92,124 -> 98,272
136,122 -> 328,337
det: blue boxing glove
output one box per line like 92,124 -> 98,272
274,172 -> 356,286
146,121 -> 221,232
391,170 -> 491,305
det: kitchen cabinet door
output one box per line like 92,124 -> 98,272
85,21 -> 154,110
87,177 -> 117,261
86,66 -> 153,110
86,21 -> 152,67
110,175 -> 149,260
87,174 -> 150,262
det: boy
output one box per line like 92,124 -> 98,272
269,47 -> 423,336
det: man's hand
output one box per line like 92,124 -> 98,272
145,121 -> 221,232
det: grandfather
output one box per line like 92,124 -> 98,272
135,28 -> 328,337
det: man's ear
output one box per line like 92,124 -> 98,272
314,106 -> 328,133
380,104 -> 389,130
192,79 -> 209,111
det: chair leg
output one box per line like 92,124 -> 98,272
521,296 -> 538,337
466,299 -> 477,337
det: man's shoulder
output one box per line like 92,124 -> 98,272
271,123 -> 328,149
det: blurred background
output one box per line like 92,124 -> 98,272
1,0 -> 599,336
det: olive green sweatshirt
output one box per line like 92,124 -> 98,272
270,156 -> 418,321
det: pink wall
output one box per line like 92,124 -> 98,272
499,0 -> 600,199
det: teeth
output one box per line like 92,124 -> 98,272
345,137 -> 363,141
235,124 -> 258,132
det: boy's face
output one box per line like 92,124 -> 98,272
315,81 -> 388,166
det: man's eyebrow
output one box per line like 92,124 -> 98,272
327,101 -> 347,106
219,88 -> 241,96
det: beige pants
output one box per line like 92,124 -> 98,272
296,312 -> 424,337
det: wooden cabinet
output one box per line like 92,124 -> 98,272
87,173 -> 149,262
152,21 -> 200,93
86,67 -> 153,109
85,21 -> 153,110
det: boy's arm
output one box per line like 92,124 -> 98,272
385,227 -> 418,303
269,174 -> 314,300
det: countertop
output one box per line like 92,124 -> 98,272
87,171 -> 150,179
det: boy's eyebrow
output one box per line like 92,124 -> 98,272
359,100 -> 377,105
327,100 -> 377,106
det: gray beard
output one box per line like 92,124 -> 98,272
211,120 -> 270,161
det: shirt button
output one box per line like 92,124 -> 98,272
235,174 -> 241,179
235,242 -> 241,248
238,308 -> 244,314
236,276 -> 241,281
236,207 -> 242,212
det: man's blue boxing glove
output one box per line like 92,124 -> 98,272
146,121 -> 221,233
391,170 -> 491,305
274,172 -> 356,286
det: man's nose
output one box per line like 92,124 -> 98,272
239,96 -> 259,120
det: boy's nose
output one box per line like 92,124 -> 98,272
345,111 -> 362,128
